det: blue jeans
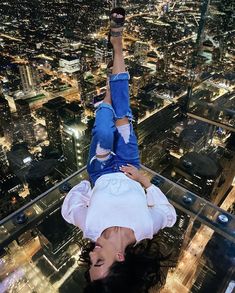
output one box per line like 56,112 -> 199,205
87,72 -> 140,184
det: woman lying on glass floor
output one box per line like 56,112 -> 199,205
62,7 -> 177,293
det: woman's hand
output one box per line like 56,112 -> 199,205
119,164 -> 151,188
120,164 -> 141,181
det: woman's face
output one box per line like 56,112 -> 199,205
89,236 -> 123,281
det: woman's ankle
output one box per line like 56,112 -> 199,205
111,36 -> 123,49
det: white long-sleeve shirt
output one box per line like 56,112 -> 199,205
61,172 -> 177,242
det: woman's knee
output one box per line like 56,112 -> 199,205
93,125 -> 114,149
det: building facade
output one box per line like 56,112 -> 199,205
62,120 -> 89,174
43,97 -> 66,154
0,95 -> 13,143
15,99 -> 36,146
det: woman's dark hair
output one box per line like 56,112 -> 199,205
79,236 -> 175,293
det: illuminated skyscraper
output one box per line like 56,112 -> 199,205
43,97 -> 66,154
0,95 -> 13,143
18,64 -> 39,94
196,0 -> 210,47
59,56 -> 80,74
15,99 -> 36,145
62,120 -> 89,174
134,41 -> 150,64
0,145 -> 8,173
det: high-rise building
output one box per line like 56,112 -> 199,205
196,0 -> 211,48
112,0 -> 117,8
18,64 -> 39,94
59,56 -> 80,74
37,210 -> 78,269
0,95 -> 13,143
134,41 -> 150,64
62,120 -> 89,174
7,143 -> 32,183
132,76 -> 145,97
63,102 -> 83,122
15,99 -> 36,146
0,145 -> 8,173
112,0 -> 126,7
43,97 -> 66,154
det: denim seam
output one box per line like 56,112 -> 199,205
109,72 -> 130,81
96,102 -> 133,121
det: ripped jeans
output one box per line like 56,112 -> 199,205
87,72 -> 140,184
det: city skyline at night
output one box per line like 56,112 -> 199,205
0,1 -> 234,292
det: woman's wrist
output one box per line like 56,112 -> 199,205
139,176 -> 151,189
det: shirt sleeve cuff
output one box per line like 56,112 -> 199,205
62,180 -> 92,209
160,205 -> 177,227
146,184 -> 170,206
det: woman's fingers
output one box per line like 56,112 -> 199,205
121,165 -> 135,171
121,169 -> 132,175
127,163 -> 135,168
120,165 -> 139,180
120,166 -> 133,175
120,165 -> 129,171
124,172 -> 132,178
